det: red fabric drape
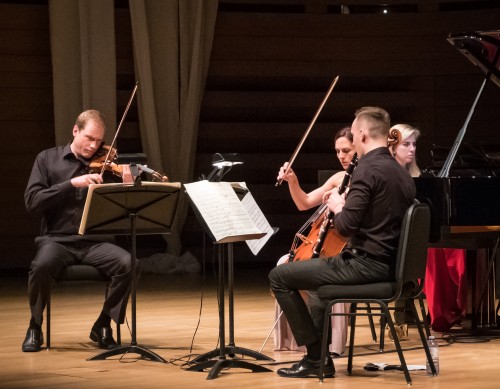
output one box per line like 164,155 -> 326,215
424,248 -> 467,332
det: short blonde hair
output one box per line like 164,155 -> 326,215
354,106 -> 391,139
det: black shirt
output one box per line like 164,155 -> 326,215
334,147 -> 416,265
25,143 -> 92,236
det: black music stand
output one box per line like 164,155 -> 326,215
78,181 -> 181,362
186,241 -> 273,379
184,181 -> 273,379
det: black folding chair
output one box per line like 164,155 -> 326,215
317,201 -> 436,385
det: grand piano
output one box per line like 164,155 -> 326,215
414,30 -> 500,332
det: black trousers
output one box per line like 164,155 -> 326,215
269,250 -> 391,347
28,235 -> 132,326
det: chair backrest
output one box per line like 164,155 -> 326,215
394,201 -> 431,297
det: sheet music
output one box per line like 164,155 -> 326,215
184,181 -> 265,243
241,191 -> 275,255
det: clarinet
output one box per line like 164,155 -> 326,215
311,153 -> 358,258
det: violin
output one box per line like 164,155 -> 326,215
88,144 -> 122,177
88,144 -> 169,183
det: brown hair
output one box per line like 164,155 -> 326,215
334,126 -> 353,144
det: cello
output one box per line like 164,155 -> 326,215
290,153 -> 357,261
262,154 -> 358,353
310,126 -> 399,258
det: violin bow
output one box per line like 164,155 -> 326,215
100,81 -> 139,176
276,75 -> 340,186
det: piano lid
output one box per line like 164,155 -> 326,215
447,30 -> 500,87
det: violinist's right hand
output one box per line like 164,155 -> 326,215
71,173 -> 103,188
277,162 -> 297,184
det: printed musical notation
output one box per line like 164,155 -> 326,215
184,181 -> 268,245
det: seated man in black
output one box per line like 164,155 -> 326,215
269,106 -> 416,378
22,109 -> 132,352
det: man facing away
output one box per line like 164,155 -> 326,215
269,106 -> 416,378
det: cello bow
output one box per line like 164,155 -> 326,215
275,75 -> 340,186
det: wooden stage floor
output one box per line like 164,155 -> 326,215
1,265 -> 499,388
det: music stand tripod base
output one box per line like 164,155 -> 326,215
191,345 -> 274,363
88,345 -> 167,363
186,357 -> 272,380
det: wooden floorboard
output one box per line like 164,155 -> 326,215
1,267 -> 499,389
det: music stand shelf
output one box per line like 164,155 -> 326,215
79,181 -> 181,362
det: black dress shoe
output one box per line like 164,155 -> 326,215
277,355 -> 335,378
89,323 -> 117,349
22,328 -> 44,352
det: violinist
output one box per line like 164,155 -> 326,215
273,127 -> 354,356
22,109 -> 132,352
269,106 -> 415,379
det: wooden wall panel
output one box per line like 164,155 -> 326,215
0,3 -> 53,269
190,2 -> 500,264
1,1 -> 499,269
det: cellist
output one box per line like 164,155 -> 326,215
270,106 -> 415,379
273,127 -> 355,356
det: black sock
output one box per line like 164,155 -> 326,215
306,339 -> 322,361
29,318 -> 41,331
95,311 -> 111,327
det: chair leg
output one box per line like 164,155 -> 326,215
410,303 -> 437,376
379,314 -> 386,352
46,292 -> 51,350
319,302 -> 334,382
365,303 -> 377,342
117,323 -> 121,345
347,304 -> 357,374
383,305 -> 412,385
418,294 -> 431,338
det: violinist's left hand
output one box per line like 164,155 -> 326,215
325,187 -> 345,214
